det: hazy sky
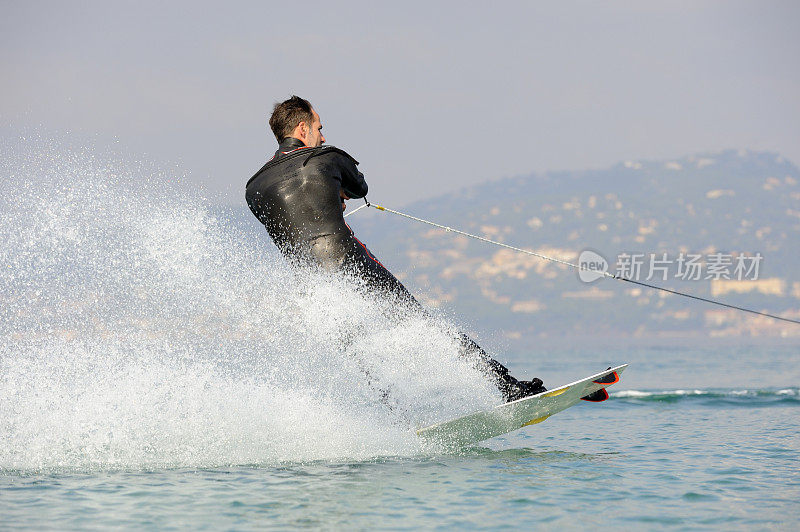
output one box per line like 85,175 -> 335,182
2,0 -> 799,205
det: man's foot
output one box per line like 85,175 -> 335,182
504,377 -> 547,402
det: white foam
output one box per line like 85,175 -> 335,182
612,389 -> 709,398
612,390 -> 654,398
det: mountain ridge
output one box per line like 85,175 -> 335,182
341,148 -> 800,343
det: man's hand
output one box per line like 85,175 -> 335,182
339,189 -> 350,211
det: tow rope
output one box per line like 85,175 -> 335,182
345,198 -> 800,326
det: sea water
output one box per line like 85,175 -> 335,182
1,139 -> 799,529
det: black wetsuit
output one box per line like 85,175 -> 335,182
245,137 -> 544,401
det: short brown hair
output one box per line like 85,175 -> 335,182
269,96 -> 314,141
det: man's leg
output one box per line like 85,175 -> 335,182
456,332 -> 546,402
348,236 -> 546,402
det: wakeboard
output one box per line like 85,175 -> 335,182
417,364 -> 627,447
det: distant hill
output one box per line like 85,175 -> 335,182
341,149 -> 800,343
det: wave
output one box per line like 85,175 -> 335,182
610,388 -> 800,405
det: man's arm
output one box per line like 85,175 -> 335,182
337,153 -> 368,199
304,146 -> 368,199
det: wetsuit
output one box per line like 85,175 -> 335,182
245,137 -> 544,401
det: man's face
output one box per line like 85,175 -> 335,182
304,110 -> 325,147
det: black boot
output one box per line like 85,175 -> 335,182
503,377 -> 547,403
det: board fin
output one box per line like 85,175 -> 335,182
580,388 -> 609,402
592,370 -> 619,385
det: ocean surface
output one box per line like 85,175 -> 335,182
2,140 -> 799,529
3,345 -> 799,530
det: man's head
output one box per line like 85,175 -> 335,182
268,95 -> 325,147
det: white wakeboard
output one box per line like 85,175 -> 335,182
417,364 -> 628,447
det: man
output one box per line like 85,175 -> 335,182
245,96 -> 545,402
